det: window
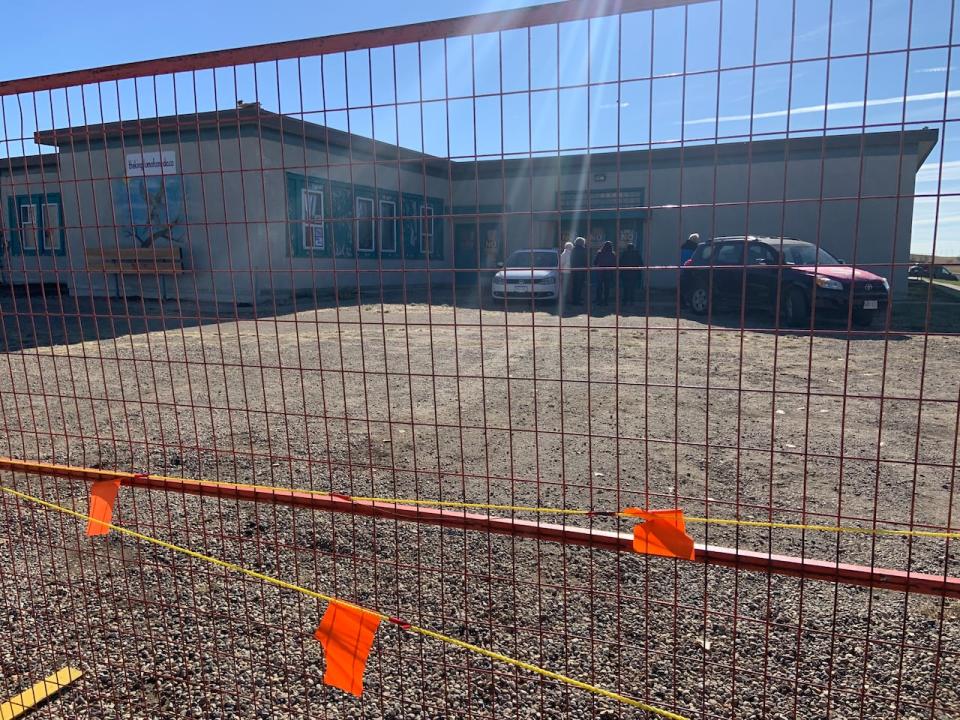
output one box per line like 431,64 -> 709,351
782,243 -> 840,265
42,203 -> 61,253
302,188 -> 325,250
748,243 -> 774,265
11,196 -> 64,255
379,199 -> 397,253
19,204 -> 37,250
420,204 -> 434,254
505,250 -> 559,268
356,197 -> 375,252
715,242 -> 744,265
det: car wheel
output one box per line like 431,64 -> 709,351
852,310 -> 875,328
782,287 -> 810,328
688,285 -> 709,315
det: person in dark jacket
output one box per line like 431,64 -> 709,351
680,232 -> 700,265
619,242 -> 643,305
569,236 -> 589,306
593,240 -> 616,306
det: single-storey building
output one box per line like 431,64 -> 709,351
0,104 -> 937,304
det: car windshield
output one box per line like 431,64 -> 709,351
505,251 -> 557,268
781,244 -> 840,265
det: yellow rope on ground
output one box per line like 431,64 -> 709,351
0,484 -> 687,720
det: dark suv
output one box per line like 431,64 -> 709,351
909,263 -> 958,281
681,236 -> 890,327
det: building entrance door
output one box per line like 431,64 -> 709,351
455,222 -> 502,284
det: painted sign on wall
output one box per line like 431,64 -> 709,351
125,151 -> 177,176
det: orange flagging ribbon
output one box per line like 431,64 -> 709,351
622,508 -> 696,560
315,601 -> 382,696
86,478 -> 121,537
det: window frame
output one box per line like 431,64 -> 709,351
19,203 -> 38,250
379,199 -> 398,253
419,204 -> 434,255
41,202 -> 62,253
355,196 -> 376,253
302,187 -> 325,251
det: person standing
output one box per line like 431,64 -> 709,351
570,237 -> 589,306
559,241 -> 574,307
680,232 -> 700,265
593,240 -> 616,306
619,241 -> 643,305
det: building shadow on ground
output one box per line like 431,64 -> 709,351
433,285 -> 928,341
1,280 -> 953,353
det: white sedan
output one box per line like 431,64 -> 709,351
491,249 -> 561,302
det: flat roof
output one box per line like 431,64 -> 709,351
17,106 -> 940,181
33,104 -> 449,168
455,128 -> 941,179
0,152 -> 60,176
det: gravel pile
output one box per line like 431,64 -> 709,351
0,297 -> 957,719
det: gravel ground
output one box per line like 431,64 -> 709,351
0,292 -> 957,719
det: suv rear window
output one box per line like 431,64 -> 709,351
748,243 -> 775,264
715,242 -> 745,265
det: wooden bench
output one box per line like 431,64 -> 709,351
85,246 -> 184,275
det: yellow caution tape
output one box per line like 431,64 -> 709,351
0,484 -> 687,720
682,515 -> 960,540
346,495 -> 960,540
1,457 -> 954,541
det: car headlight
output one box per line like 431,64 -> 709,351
815,276 -> 844,291
881,277 -> 889,291
493,276 -> 504,285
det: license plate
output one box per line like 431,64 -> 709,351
863,300 -> 878,310
511,284 -> 531,292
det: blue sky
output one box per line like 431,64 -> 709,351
0,1 -> 551,80
2,0 -> 960,255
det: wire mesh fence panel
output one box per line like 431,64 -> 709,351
0,1 -> 958,718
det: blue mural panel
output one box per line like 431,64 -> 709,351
113,176 -> 186,247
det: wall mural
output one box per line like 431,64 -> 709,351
113,175 -> 186,248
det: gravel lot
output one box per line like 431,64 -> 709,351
0,291 -> 957,719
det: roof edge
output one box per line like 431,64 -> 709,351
0,152 -> 60,175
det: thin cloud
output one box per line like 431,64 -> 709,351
911,212 -> 960,226
686,89 -> 960,126
796,15 -> 856,42
916,160 -> 960,183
